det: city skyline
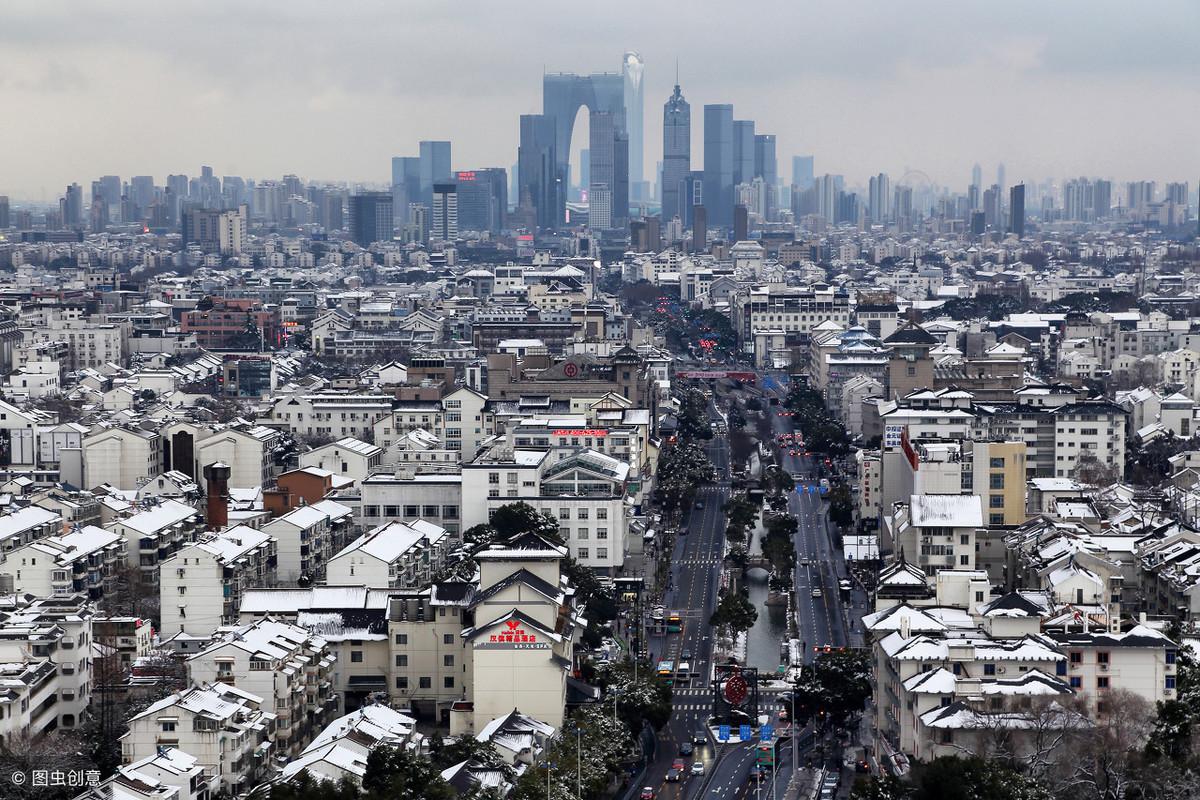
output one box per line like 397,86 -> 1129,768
2,1 -> 1200,201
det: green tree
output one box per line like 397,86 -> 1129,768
829,483 -> 854,528
911,756 -> 1050,800
790,649 -> 871,727
487,502 -> 560,540
710,589 -> 758,635
360,744 -> 457,800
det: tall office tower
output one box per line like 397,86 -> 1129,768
579,150 -> 591,192
391,156 -> 421,225
971,163 -> 982,193
166,174 -> 189,220
703,104 -> 734,227
589,111 -> 626,230
1008,184 -> 1026,237
753,134 -> 777,219
732,120 -> 756,187
967,184 -> 980,214
406,204 -> 428,243
1127,180 -> 1155,212
96,175 -> 122,209
692,205 -> 707,253
622,52 -> 645,201
130,176 -> 155,215
181,204 -> 248,255
893,185 -> 914,230
455,169 -> 507,234
60,184 -> 84,228
347,191 -> 394,246
684,170 -> 704,228
792,156 -> 814,190
733,204 -> 749,242
430,183 -> 458,242
814,174 -> 838,221
222,176 -> 248,209
89,195 -> 109,233
868,173 -> 891,224
997,163 -> 1006,196
543,71 -> 626,229
661,83 -> 691,224
983,185 -> 1000,229
418,141 -> 452,209
518,114 -> 559,230
1166,182 -> 1188,205
1064,178 -> 1092,221
0,196 -> 9,229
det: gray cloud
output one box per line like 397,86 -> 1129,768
1,0 -> 1197,201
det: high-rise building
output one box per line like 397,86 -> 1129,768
733,204 -> 749,243
0,196 -> 9,229
622,52 -> 645,201
732,120 -> 756,187
431,183 -> 458,242
543,70 -> 626,229
814,174 -> 838,221
983,185 -> 1000,229
589,111 -> 619,230
971,164 -> 982,192
703,104 -> 734,228
1008,184 -> 1026,237
753,134 -> 777,220
893,185 -> 914,231
996,163 -> 1006,198
868,173 -> 891,224
692,205 -> 707,253
391,156 -> 421,225
518,114 -> 559,230
792,156 -> 814,190
1093,180 -> 1111,221
60,184 -> 83,228
455,168 -> 507,234
181,204 -> 247,255
347,191 -> 394,246
419,141 -> 452,209
96,175 -> 122,209
1166,182 -> 1188,205
661,83 -> 691,224
130,176 -> 155,215
1127,180 -> 1155,212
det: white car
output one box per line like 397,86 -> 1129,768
811,588 -> 823,598
691,761 -> 705,776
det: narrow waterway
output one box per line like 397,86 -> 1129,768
745,570 -> 789,674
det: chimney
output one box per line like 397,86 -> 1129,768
204,462 -> 231,531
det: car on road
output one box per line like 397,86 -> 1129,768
679,742 -> 694,756
640,788 -> 654,800
666,768 -> 681,782
749,768 -> 767,784
691,761 -> 705,776
681,648 -> 692,661
811,588 -> 823,598
672,759 -> 686,771
693,729 -> 707,744
694,501 -> 703,509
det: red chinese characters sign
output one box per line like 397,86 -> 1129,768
477,619 -> 550,650
552,429 -> 608,437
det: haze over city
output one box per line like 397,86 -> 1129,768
3,0 -> 1199,200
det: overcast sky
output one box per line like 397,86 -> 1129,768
3,0 -> 1199,202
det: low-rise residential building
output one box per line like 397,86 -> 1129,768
159,525 -> 277,636
108,500 -> 204,586
3,524 -> 125,600
262,500 -> 353,584
325,519 -> 450,589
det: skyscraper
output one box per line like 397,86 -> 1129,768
868,173 -> 891,224
732,120 -> 755,187
518,114 -> 559,230
391,156 -> 420,225
703,104 -> 734,228
543,71 -> 626,229
431,183 -> 458,242
0,196 -> 8,229
455,168 -> 507,234
792,156 -> 814,190
814,174 -> 838,221
661,83 -> 691,224
971,163 -> 982,193
418,141 -> 452,210
753,134 -> 777,221
60,183 -> 83,228
347,191 -> 394,246
622,52 -> 645,201
1008,184 -> 1025,237
588,111 -> 629,230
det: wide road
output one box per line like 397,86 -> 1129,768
641,399 -> 731,800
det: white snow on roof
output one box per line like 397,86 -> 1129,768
910,494 -> 983,528
116,499 -> 199,535
0,507 -> 60,541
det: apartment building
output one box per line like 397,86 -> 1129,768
359,471 -> 463,535
270,394 -> 393,440
262,500 -> 353,583
192,425 -> 281,489
0,595 -> 94,732
3,524 -> 125,600
0,505 -> 64,563
159,526 -> 277,636
121,683 -> 277,795
82,425 -> 162,491
325,520 -> 450,589
107,499 -> 204,586
298,437 -> 383,484
186,619 -> 337,759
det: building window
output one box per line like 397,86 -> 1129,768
578,508 -> 589,520
989,513 -> 1004,525
444,676 -> 455,689
395,634 -> 408,645
419,677 -> 431,689
577,548 -> 589,560
1166,676 -> 1177,690
1097,677 -> 1110,690
959,534 -> 969,545
1069,676 -> 1082,689
990,457 -> 1005,468
443,634 -> 454,644
443,655 -> 454,667
597,547 -> 608,559
395,655 -> 408,667
423,505 -> 439,517
488,472 -> 499,485
989,474 -> 1004,489
597,508 -> 608,520
597,528 -> 608,540
404,505 -> 419,517
1069,651 -> 1082,664
351,651 -> 363,662
983,663 -> 995,676
395,677 -> 408,689
559,508 -> 570,520
384,505 -> 400,517
990,494 -> 1004,508
1097,652 -> 1109,665
578,528 -> 589,540
1167,650 -> 1177,665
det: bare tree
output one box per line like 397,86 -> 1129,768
1049,690 -> 1157,800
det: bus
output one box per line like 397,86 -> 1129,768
657,660 -> 675,685
667,612 -> 682,633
